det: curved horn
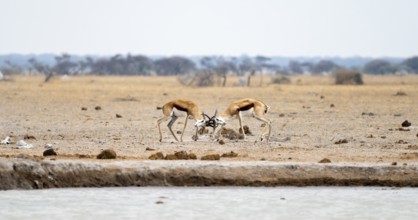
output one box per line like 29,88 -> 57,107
203,112 -> 211,120
212,110 -> 218,118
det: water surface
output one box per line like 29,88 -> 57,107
0,187 -> 416,220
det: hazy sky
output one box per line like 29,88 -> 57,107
2,0 -> 418,57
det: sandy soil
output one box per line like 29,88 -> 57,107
1,75 -> 418,164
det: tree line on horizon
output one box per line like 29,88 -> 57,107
1,53 -> 418,77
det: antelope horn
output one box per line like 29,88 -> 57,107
212,110 -> 218,118
203,112 -> 211,119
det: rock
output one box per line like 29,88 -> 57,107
174,151 -> 189,160
188,153 -> 197,160
218,140 -> 225,145
81,107 -> 87,111
221,151 -> 238,158
145,147 -> 155,151
220,128 -> 243,140
1,136 -> 11,145
201,154 -> 220,160
44,143 -> 53,149
330,104 -> 335,108
391,162 -> 397,166
96,149 -> 117,159
319,158 -> 331,163
334,139 -> 348,144
362,112 -> 374,116
43,149 -> 57,157
165,154 -> 177,160
16,140 -> 33,149
95,106 -> 102,110
401,120 -> 411,127
393,113 -> 402,117
149,152 -> 164,160
116,114 -> 122,118
239,125 -> 252,135
24,134 -> 36,140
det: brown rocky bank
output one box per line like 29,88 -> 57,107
1,158 -> 418,190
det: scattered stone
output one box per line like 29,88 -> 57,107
367,134 -> 374,138
78,154 -> 90,159
176,131 -> 182,134
319,158 -> 331,163
1,136 -> 11,145
155,201 -> 164,204
320,95 -> 325,99
174,151 -> 189,160
279,113 -> 285,117
24,134 -> 36,140
201,154 -> 221,160
218,140 -> 225,145
381,136 -> 386,139
165,154 -> 177,160
394,91 -> 407,96
44,143 -> 53,149
221,151 -> 238,158
391,162 -> 397,166
145,147 -> 156,151
407,145 -> 418,150
188,153 -> 197,160
396,140 -> 408,144
96,149 -> 117,159
401,120 -> 411,127
400,152 -> 418,159
116,114 -> 122,118
330,104 -> 335,108
260,158 -> 266,161
16,140 -> 33,149
95,106 -> 102,110
149,152 -> 164,160
417,133 -> 418,138
362,112 -> 374,116
81,107 -> 87,111
334,139 -> 348,144
192,135 -> 198,141
397,127 -> 410,131
43,149 -> 57,157
239,125 -> 252,135
393,113 -> 402,117
220,128 -> 243,140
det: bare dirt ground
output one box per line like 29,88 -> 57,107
1,75 -> 418,165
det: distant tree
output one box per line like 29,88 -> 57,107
288,61 -> 303,73
310,60 -> 339,74
363,59 -> 394,74
199,56 -> 237,86
28,58 -> 50,74
154,56 -> 196,75
52,53 -> 78,75
403,56 -> 418,73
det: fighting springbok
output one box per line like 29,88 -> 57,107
211,98 -> 271,141
157,99 -> 206,142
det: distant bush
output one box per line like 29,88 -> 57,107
177,71 -> 215,87
271,75 -> 291,84
333,69 -> 364,85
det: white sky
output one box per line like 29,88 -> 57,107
1,0 -> 418,57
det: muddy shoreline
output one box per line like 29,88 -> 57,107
1,158 -> 417,190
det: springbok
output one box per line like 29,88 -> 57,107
157,99 -> 206,142
211,98 -> 271,141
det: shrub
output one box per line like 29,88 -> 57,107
333,69 -> 363,85
271,75 -> 291,84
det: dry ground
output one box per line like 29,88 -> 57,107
1,75 -> 417,164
